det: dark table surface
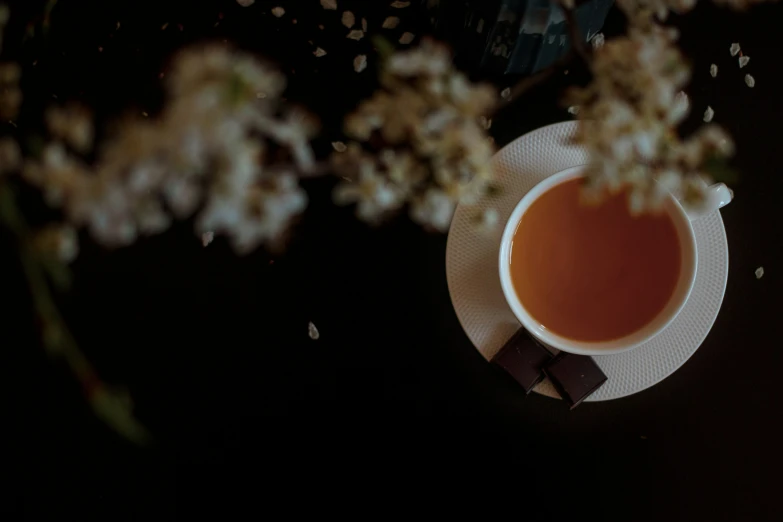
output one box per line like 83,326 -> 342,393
7,0 -> 783,519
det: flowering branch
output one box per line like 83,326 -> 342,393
0,183 -> 151,444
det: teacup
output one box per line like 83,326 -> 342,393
498,165 -> 732,356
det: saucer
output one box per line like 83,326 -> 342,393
445,121 -> 729,401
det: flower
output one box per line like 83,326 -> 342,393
0,137 -> 20,174
333,160 -> 405,222
710,64 -> 718,77
24,45 -> 316,255
566,24 -> 734,213
332,41 -> 496,231
703,106 -> 714,122
33,224 -> 79,263
46,104 -> 94,153
0,62 -> 21,120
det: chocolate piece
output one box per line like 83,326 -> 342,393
491,330 -> 554,393
543,353 -> 607,409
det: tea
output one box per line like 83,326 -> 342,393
508,178 -> 681,342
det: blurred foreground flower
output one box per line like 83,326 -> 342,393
331,40 -> 496,231
24,45 -> 315,254
566,24 -> 734,213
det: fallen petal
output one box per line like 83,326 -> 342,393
399,32 -> 415,44
342,11 -> 355,28
382,16 -> 400,29
354,54 -> 367,73
308,321 -> 320,340
703,105 -> 714,122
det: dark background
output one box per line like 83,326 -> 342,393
5,0 -> 782,519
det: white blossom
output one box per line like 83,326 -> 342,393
755,267 -> 764,279
342,11 -> 355,28
730,42 -> 741,56
320,0 -> 337,10
477,208 -> 499,232
333,165 -> 405,222
411,188 -> 456,231
34,224 -> 78,263
745,74 -> 755,87
332,41 -> 495,231
313,47 -> 327,57
271,6 -> 285,17
236,0 -> 255,7
25,45 -> 315,255
738,55 -> 750,68
347,29 -> 364,40
567,25 -> 734,212
46,104 -> 94,153
710,64 -> 718,77
0,137 -> 20,174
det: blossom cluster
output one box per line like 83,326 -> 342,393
566,25 -> 734,213
331,40 -> 497,231
23,45 -> 316,255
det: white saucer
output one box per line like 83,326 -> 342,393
445,121 -> 729,401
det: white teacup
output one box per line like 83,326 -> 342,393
498,166 -> 732,356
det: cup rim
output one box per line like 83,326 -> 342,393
498,166 -> 698,356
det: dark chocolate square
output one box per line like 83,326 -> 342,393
543,353 -> 608,409
491,330 -> 554,393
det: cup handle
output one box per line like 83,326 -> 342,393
684,182 -> 733,221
